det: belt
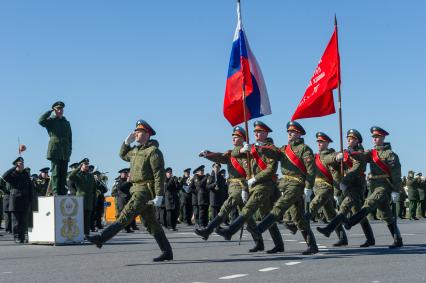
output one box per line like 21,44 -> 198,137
132,180 -> 154,185
315,177 -> 332,186
284,175 -> 304,184
369,174 -> 389,180
228,178 -> 247,186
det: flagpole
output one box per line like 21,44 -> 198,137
335,14 -> 344,176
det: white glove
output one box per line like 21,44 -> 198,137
247,177 -> 256,187
334,195 -> 341,206
241,143 -> 251,153
339,183 -> 347,194
391,192 -> 400,203
304,188 -> 312,203
124,132 -> 135,145
199,150 -> 208,157
152,196 -> 164,207
242,190 -> 249,203
336,152 -> 344,162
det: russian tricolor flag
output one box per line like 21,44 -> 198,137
223,0 -> 271,126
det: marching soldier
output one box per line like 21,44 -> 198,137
406,171 -> 419,220
303,132 -> 347,247
317,129 -> 375,247
190,166 -> 209,228
38,101 -> 72,196
196,126 -> 266,253
2,157 -> 34,243
178,168 -> 193,226
215,121 -> 284,254
344,126 -> 403,249
87,119 -> 173,262
251,121 -> 318,255
68,158 -> 97,235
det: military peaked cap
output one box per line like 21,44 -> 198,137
286,121 -> 306,135
39,167 -> 50,173
13,157 -> 24,165
118,168 -> 130,173
370,126 -> 389,137
183,168 -> 191,173
52,101 -> 65,109
232,126 -> 246,139
165,167 -> 173,173
135,119 -> 156,136
347,129 -> 363,143
79,158 -> 90,165
193,165 -> 205,174
69,162 -> 79,169
253,121 -> 272,133
316,132 -> 333,143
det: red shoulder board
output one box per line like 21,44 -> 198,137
315,154 -> 333,183
250,145 -> 267,171
371,149 -> 391,176
284,145 -> 307,175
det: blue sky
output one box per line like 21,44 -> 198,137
1,1 -> 425,185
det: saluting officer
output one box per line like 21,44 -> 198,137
38,101 -> 72,196
87,119 -> 173,262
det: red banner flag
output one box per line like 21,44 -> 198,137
291,27 -> 340,121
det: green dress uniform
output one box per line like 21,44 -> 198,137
194,148 -> 264,252
416,175 -> 425,218
87,119 -> 173,262
38,103 -> 72,196
317,130 -> 375,247
216,122 -> 284,254
253,121 -> 318,255
344,126 -> 403,249
397,177 -> 408,219
68,163 -> 96,235
406,172 -> 419,219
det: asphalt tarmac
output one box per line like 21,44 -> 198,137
1,218 -> 425,283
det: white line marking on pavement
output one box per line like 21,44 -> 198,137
177,232 -> 196,235
371,281 -> 381,283
285,261 -> 301,266
2,272 -> 12,274
318,245 -> 327,248
219,274 -> 248,280
319,249 -> 329,251
259,267 -> 279,272
298,241 -> 306,244
402,233 -> 415,236
284,239 -> 297,242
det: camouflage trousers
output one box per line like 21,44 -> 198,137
271,182 -> 309,231
310,186 -> 336,222
241,182 -> 275,220
117,190 -> 162,236
218,184 -> 260,241
362,183 -> 394,225
50,159 -> 68,196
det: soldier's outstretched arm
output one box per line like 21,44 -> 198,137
204,152 -> 228,164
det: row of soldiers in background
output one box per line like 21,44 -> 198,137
151,164 -> 238,231
0,157 -> 108,242
404,171 -> 426,220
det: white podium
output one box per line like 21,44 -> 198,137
29,196 -> 84,245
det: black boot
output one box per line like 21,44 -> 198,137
255,214 -> 278,235
86,222 -> 123,249
344,208 -> 369,230
333,225 -> 348,247
317,213 -> 346,238
153,230 -> 173,262
359,220 -> 375,247
266,223 -> 284,254
387,222 -> 403,249
125,226 -> 134,233
284,222 -> 298,235
301,228 -> 318,255
194,215 -> 223,240
216,215 -> 245,241
14,234 -> 21,244
249,239 -> 265,252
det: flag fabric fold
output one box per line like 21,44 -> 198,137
223,2 -> 271,126
291,27 -> 340,121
